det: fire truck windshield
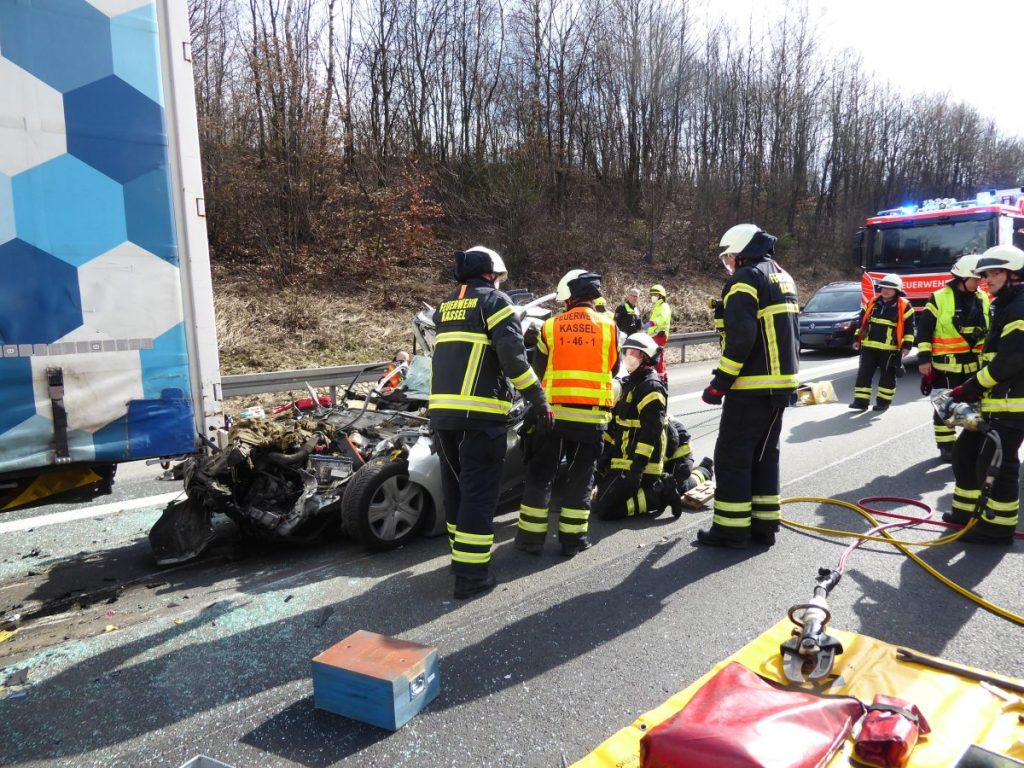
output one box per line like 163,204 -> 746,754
867,216 -> 996,270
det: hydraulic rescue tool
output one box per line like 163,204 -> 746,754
780,567 -> 844,682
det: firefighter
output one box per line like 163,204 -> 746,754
946,245 -> 1024,545
645,284 -> 672,382
593,333 -> 683,521
615,287 -> 644,336
663,419 -> 714,509
698,224 -> 800,548
514,271 -> 618,556
916,255 -> 990,461
849,274 -> 915,412
429,246 -> 551,599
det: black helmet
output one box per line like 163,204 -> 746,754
567,271 -> 602,301
454,246 -> 508,281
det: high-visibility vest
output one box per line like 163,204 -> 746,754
860,296 -> 910,349
648,299 -> 672,336
539,307 -> 617,415
925,287 -> 989,372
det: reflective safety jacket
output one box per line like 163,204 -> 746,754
614,301 -> 643,336
856,296 -> 915,352
603,368 -> 667,476
533,305 -> 618,430
916,282 -> 989,374
711,257 -> 800,401
647,298 -> 672,337
429,278 -> 545,427
964,283 -> 1024,421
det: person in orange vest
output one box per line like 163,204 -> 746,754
849,274 -> 915,412
514,271 -> 619,557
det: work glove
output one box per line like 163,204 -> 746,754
919,367 -> 935,397
536,404 -> 555,433
624,461 -> 644,492
948,384 -> 981,403
702,385 -> 725,405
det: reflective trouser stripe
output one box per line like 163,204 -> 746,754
713,499 -> 752,528
952,485 -> 981,513
451,529 -> 494,565
558,506 -> 590,535
517,504 -> 549,534
752,494 -> 781,521
983,498 -> 1019,526
854,387 -> 872,400
934,424 -> 956,444
625,490 -> 648,517
876,386 -> 896,402
446,521 -> 457,548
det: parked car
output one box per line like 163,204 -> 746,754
798,281 -> 863,351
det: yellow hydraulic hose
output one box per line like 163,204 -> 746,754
780,496 -> 1024,627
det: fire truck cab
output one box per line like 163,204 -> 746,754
854,188 -> 1024,309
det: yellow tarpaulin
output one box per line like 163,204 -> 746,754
575,619 -> 1024,767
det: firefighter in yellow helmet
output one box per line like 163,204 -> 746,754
515,271 -> 618,556
429,246 -> 550,599
916,254 -> 990,461
644,284 -> 672,382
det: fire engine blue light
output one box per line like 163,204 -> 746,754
900,205 -> 917,215
976,191 -> 994,205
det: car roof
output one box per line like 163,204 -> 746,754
814,281 -> 860,292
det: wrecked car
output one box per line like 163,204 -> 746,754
149,293 -> 556,564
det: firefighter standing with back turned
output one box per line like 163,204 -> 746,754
849,274 -> 915,412
916,254 -> 990,461
945,245 -> 1024,545
514,271 -> 618,556
698,224 -> 800,548
429,246 -> 551,599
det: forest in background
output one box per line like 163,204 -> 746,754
188,0 -> 1024,370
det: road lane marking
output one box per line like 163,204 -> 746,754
0,491 -> 183,534
667,357 -> 859,403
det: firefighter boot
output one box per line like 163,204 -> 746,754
658,476 -> 685,519
560,536 -> 592,558
454,571 -> 497,600
696,527 -> 750,549
848,399 -> 869,411
513,531 -> 544,555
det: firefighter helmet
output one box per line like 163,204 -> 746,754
875,273 -> 904,295
719,223 -> 777,259
455,246 -> 508,281
649,284 -> 667,298
567,271 -> 603,301
621,332 -> 662,364
951,254 -> 982,279
556,269 -> 588,301
974,245 -> 1024,276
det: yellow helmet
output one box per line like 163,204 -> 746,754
650,284 -> 667,298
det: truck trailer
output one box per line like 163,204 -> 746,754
0,0 -> 221,510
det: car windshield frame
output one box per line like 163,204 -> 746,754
803,289 -> 862,314
865,214 -> 997,270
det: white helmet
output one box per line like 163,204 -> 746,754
556,269 -> 588,302
875,273 -> 904,294
975,245 -> 1024,276
455,245 -> 508,281
951,254 -> 982,279
719,223 -> 763,257
621,332 -> 661,361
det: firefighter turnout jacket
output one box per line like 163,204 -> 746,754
963,282 -> 1024,420
710,257 -> 800,402
533,305 -> 618,433
429,278 -> 545,427
856,296 -> 915,352
916,282 -> 989,374
604,367 -> 667,476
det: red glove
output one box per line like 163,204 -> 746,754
702,385 -> 725,405
948,385 -> 980,403
919,368 -> 935,397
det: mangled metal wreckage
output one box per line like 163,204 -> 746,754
149,293 -> 555,564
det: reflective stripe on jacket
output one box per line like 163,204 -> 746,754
916,284 -> 989,373
857,296 -> 915,351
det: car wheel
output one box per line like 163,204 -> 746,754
342,457 -> 429,550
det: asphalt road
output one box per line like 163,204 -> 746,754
2,351 -> 1022,768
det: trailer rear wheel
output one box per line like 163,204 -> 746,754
341,458 -> 429,550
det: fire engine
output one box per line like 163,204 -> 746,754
854,187 -> 1024,308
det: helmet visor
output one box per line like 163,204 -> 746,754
720,253 -> 735,274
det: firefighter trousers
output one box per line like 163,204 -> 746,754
931,369 -> 966,447
853,348 -> 898,407
515,429 -> 601,547
592,471 -> 667,520
710,395 -> 784,541
435,427 -> 507,577
949,421 -> 1022,541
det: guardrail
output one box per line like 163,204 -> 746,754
220,330 -> 719,400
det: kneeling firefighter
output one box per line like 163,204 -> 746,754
699,224 -> 799,548
592,333 -> 682,520
946,245 -> 1024,545
514,271 -> 618,557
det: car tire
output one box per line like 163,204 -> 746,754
341,457 -> 430,550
